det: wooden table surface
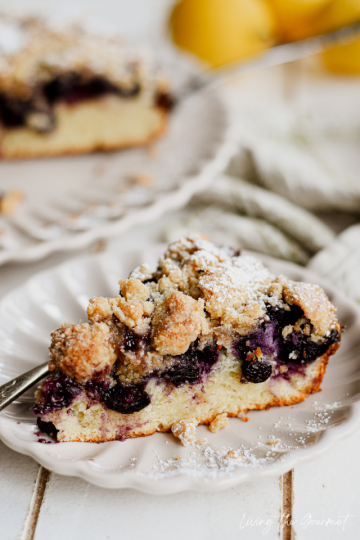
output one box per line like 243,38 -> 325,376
0,2 -> 359,536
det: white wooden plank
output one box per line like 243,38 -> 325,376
34,474 -> 282,540
0,441 -> 40,540
292,428 -> 360,539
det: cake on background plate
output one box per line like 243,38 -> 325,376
0,14 -> 171,159
33,234 -> 341,444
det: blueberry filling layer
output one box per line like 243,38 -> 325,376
234,305 -> 340,383
33,344 -> 220,417
85,379 -> 150,415
0,73 -> 171,132
34,306 -> 339,417
32,375 -> 82,415
163,344 -> 219,387
37,417 -> 58,437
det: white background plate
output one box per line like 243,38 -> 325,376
0,51 -> 234,266
0,247 -> 360,493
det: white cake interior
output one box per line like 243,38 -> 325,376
1,95 -> 166,159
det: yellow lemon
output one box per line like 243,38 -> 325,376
317,0 -> 360,31
169,0 -> 277,68
266,0 -> 332,42
323,39 -> 360,73
318,0 -> 360,73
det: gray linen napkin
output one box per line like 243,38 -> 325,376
166,119 -> 360,305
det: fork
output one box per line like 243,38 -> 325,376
0,362 -> 50,412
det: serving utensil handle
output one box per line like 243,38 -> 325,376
0,361 -> 50,412
176,21 -> 360,102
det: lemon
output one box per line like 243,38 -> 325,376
323,39 -> 360,73
318,0 -> 360,73
317,0 -> 360,31
267,0 -> 331,41
169,0 -> 276,68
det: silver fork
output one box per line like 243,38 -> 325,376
175,21 -> 360,102
0,362 -> 50,413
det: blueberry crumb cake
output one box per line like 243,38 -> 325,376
33,233 -> 342,443
0,15 -> 171,159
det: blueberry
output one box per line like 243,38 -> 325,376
122,328 -> 149,354
123,329 -> 137,351
242,359 -> 272,383
164,356 -> 202,386
164,345 -> 220,387
102,384 -> 150,414
44,74 -> 140,105
36,418 -> 58,437
284,329 -> 339,363
155,91 -> 174,111
32,375 -> 82,415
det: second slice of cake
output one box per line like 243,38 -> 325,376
0,15 -> 171,159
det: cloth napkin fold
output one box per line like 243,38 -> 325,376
166,100 -> 360,306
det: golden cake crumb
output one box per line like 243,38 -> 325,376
195,438 -> 208,445
131,173 -> 154,187
171,418 -> 198,446
268,439 -> 281,445
0,190 -> 24,215
209,413 -> 229,433
226,450 -> 240,459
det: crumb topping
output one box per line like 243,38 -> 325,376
49,322 -> 116,382
208,413 -> 229,433
198,256 -> 272,319
48,233 -> 341,384
151,291 -> 205,356
171,418 -> 198,446
283,281 -> 338,337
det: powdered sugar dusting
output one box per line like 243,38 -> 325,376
140,399 -> 349,480
199,255 -> 272,307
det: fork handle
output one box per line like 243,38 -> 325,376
0,361 -> 50,412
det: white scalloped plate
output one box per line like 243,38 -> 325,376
1,247 -> 360,493
0,51 -> 234,266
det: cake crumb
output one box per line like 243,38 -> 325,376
195,438 -> 208,446
242,417 -> 249,422
0,189 -> 24,215
171,418 -> 197,446
268,439 -> 281,445
226,450 -> 240,459
146,146 -> 158,160
174,455 -> 180,460
131,173 -> 154,187
209,413 -> 229,433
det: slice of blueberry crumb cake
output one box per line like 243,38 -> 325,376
0,14 -> 171,160
33,233 -> 341,443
